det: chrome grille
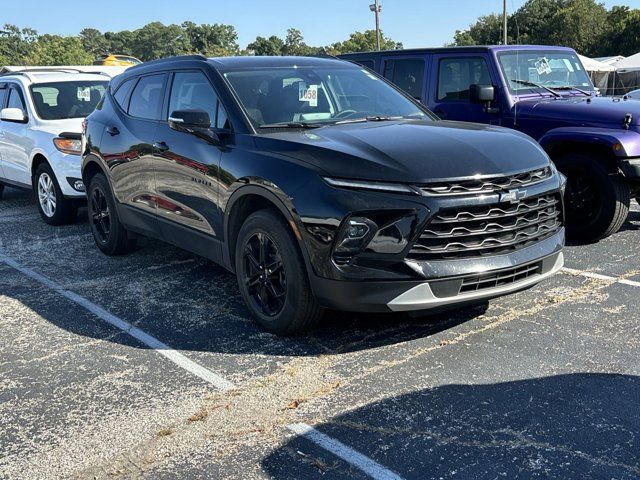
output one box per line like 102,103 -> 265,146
408,194 -> 562,260
459,262 -> 542,293
419,167 -> 551,196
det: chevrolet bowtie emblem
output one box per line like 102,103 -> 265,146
500,189 -> 527,204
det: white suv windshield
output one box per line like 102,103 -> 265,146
498,51 -> 593,92
222,66 -> 431,128
30,81 -> 108,120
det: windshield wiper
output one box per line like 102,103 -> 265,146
553,85 -> 594,96
259,122 -> 323,129
510,79 -> 561,98
334,115 -> 404,125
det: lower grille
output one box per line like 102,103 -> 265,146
460,262 -> 542,293
408,193 -> 562,260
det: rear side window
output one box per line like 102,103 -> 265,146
169,71 -> 230,129
128,74 -> 166,120
0,86 -> 7,108
113,78 -> 136,111
438,57 -> 491,101
383,59 -> 425,100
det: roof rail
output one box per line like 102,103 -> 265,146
128,54 -> 207,70
0,68 -> 113,79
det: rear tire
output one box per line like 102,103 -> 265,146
555,153 -> 630,242
87,173 -> 136,255
235,209 -> 322,335
34,163 -> 77,225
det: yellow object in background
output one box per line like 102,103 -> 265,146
93,54 -> 142,66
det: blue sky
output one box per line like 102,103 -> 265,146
2,0 -> 638,48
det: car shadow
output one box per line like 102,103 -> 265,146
262,373 -> 640,479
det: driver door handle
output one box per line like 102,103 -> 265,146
153,141 -> 169,153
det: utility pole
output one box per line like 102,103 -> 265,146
369,0 -> 382,51
502,0 -> 508,45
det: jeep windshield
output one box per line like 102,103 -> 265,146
221,66 -> 432,129
29,81 -> 109,120
498,51 -> 594,95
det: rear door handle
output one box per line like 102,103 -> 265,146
153,141 -> 169,153
106,126 -> 120,136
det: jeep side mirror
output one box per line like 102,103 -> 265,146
169,109 -> 211,130
470,84 -> 495,103
1,107 -> 27,123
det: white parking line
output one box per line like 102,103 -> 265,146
562,267 -> 640,287
0,253 -> 235,391
287,423 -> 403,480
1,253 -> 402,480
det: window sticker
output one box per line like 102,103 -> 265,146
535,58 -> 552,76
77,87 -> 91,102
299,83 -> 318,107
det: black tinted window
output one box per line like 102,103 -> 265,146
169,72 -> 218,125
383,59 -> 425,100
128,74 -> 165,120
7,86 -> 26,111
113,78 -> 135,110
438,57 -> 491,101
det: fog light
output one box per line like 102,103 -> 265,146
332,217 -> 377,265
67,177 -> 86,192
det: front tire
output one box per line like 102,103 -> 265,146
34,163 -> 77,225
235,209 -> 322,335
555,153 -> 630,243
87,173 -> 136,255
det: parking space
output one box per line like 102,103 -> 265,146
1,186 -> 639,479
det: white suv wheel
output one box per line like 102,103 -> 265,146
37,172 -> 57,217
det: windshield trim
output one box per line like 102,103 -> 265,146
29,80 -> 109,120
218,64 -> 437,134
496,50 -> 595,96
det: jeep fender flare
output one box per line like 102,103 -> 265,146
539,127 -> 640,160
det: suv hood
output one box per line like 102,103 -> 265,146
33,118 -> 83,136
514,96 -> 640,128
256,119 -> 549,183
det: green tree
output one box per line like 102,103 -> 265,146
247,35 -> 285,56
131,22 -> 191,60
27,35 -> 92,65
0,24 -> 38,65
282,28 -> 317,56
328,30 -> 400,54
547,0 -> 608,55
103,29 -> 136,56
181,21 -> 239,57
453,14 -> 505,46
79,28 -> 108,59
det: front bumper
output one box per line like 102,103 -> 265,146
310,229 -> 564,312
48,150 -> 85,198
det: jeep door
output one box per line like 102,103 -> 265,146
0,83 -> 31,186
428,54 -> 501,124
380,56 -> 428,103
101,73 -> 167,236
152,70 -> 228,252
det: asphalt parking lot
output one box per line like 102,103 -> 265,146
1,185 -> 639,480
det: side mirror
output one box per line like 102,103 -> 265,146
169,109 -> 211,131
1,107 -> 27,123
470,84 -> 495,103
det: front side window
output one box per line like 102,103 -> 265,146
222,65 -> 431,129
384,59 -> 425,100
438,57 -> 491,101
30,81 -> 108,120
128,74 -> 166,120
169,72 -> 219,125
498,50 -> 593,92
7,86 -> 27,112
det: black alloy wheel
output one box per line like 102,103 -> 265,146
242,232 -> 287,317
90,186 -> 111,245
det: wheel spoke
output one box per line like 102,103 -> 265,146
265,281 -> 285,299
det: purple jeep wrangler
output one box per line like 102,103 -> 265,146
340,45 -> 640,242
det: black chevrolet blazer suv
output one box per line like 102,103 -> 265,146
81,55 -> 566,334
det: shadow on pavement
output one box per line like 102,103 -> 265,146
263,373 -> 640,479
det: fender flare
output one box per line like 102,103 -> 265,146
539,127 -> 640,158
221,182 -> 314,276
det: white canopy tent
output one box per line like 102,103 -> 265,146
578,54 -> 616,94
610,53 -> 640,95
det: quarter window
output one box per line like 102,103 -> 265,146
113,78 -> 136,111
0,86 -> 7,108
438,57 -> 491,101
128,74 -> 166,120
7,86 -> 26,111
383,59 -> 425,100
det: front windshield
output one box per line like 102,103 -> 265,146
498,51 -> 594,93
29,81 -> 108,120
222,66 -> 432,128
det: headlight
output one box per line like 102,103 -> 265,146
53,137 -> 82,155
323,177 -> 419,195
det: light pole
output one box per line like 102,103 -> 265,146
502,0 -> 508,45
369,0 -> 382,51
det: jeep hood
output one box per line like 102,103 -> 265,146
255,119 -> 550,183
514,96 -> 640,128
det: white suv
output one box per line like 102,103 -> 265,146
0,68 -> 119,224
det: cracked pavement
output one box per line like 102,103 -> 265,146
1,186 -> 639,479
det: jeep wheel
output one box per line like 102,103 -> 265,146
87,173 -> 136,255
235,209 -> 322,335
34,163 -> 77,225
556,153 -> 630,242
